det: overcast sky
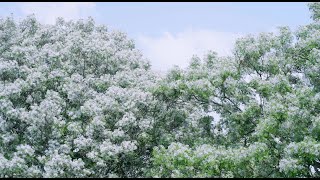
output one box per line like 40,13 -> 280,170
0,2 -> 312,71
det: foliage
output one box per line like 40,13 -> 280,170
0,15 -> 159,178
149,2 -> 320,178
1,2 -> 320,178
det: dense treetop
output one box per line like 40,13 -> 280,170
1,2 -> 320,178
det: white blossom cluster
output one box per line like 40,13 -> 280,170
0,15 -> 160,178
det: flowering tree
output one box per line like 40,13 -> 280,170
0,15 -> 160,178
1,2 -> 320,178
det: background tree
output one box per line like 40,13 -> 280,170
149,2 -> 320,178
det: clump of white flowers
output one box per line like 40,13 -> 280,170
0,15 -> 159,178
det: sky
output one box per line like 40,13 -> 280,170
0,2 -> 313,71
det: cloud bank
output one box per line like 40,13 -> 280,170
137,29 -> 243,71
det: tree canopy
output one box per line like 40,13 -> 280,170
1,2 -> 320,178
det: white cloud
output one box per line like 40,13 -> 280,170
137,28 -> 244,71
18,2 -> 96,24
